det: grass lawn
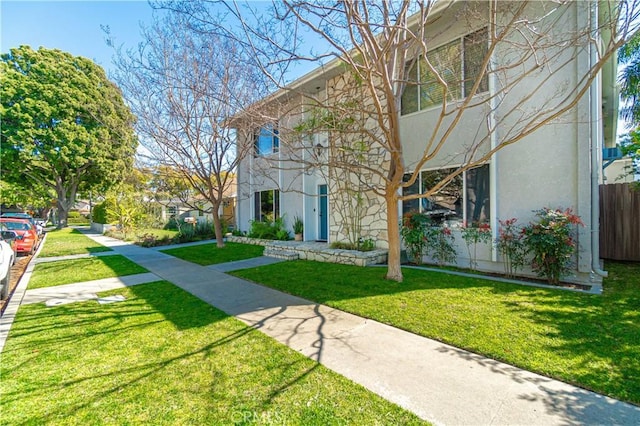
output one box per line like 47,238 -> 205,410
40,227 -> 111,257
1,281 -> 426,425
161,242 -> 264,266
29,256 -> 149,289
231,260 -> 640,405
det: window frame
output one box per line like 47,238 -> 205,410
253,124 -> 280,156
402,164 -> 490,226
401,27 -> 488,115
254,189 -> 280,222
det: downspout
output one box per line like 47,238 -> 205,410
589,0 -> 608,278
489,0 -> 498,262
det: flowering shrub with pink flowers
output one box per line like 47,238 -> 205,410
424,225 -> 457,266
522,208 -> 584,284
400,212 -> 431,264
495,218 -> 527,278
400,212 -> 456,265
461,222 -> 492,270
400,207 -> 584,284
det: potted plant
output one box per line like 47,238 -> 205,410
293,216 -> 304,241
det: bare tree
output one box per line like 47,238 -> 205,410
109,8 -> 268,246
166,0 -> 639,280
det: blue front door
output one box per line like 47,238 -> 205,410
319,184 -> 328,241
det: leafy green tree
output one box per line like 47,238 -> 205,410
0,46 -> 138,228
619,32 -> 640,125
619,128 -> 640,177
619,34 -> 640,177
0,179 -> 54,218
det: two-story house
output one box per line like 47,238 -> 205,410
234,0 -> 620,288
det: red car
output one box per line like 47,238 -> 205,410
0,218 -> 39,255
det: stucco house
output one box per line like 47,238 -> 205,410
234,1 -> 620,288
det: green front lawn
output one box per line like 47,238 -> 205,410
29,255 -> 149,289
107,227 -> 179,242
231,261 -> 640,405
39,227 -> 111,257
1,281 -> 425,425
161,242 -> 264,265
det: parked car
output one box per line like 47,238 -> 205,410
0,224 -> 18,264
0,218 -> 39,255
0,212 -> 43,235
0,228 -> 18,300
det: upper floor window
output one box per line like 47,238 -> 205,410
401,28 -> 488,115
254,124 -> 279,156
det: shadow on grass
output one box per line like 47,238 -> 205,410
28,255 -> 148,290
499,270 -> 640,404
39,228 -> 112,257
2,281 -> 329,425
231,260 -> 640,406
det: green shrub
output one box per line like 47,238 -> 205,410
495,218 -> 527,278
330,241 -> 357,250
174,225 -> 196,243
522,207 -> 583,284
359,238 -> 376,252
424,226 -> 457,266
164,217 -> 179,230
460,222 -> 492,270
248,216 -> 289,240
293,216 -> 304,234
195,220 -> 215,239
67,210 -> 90,225
92,200 -> 115,224
400,212 -> 431,264
330,238 -> 376,252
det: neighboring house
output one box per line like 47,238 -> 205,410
235,1 -> 618,287
160,179 -> 237,229
73,200 -> 91,216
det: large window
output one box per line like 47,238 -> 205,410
254,124 -> 279,156
402,164 -> 490,225
401,28 -> 488,115
254,189 -> 280,221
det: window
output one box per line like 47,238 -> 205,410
402,164 -> 490,225
254,124 -> 279,156
401,28 -> 488,115
254,190 -> 280,221
167,206 -> 177,216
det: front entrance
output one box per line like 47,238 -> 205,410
318,184 -> 328,241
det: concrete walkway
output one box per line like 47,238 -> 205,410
4,231 -> 640,425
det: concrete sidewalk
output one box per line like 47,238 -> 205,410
6,230 -> 640,425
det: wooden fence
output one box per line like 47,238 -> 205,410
599,183 -> 640,261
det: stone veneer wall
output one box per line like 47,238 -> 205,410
227,236 -> 388,266
226,236 -> 272,246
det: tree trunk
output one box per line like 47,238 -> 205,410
385,191 -> 403,282
55,181 -> 78,229
211,201 -> 225,248
56,203 -> 69,229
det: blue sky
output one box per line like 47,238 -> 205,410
1,0 -> 324,81
1,1 -> 158,75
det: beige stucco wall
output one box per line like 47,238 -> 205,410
237,1 -> 607,284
